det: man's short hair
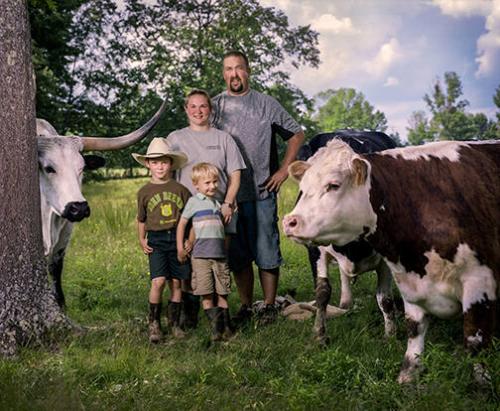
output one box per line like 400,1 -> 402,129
184,88 -> 212,111
191,162 -> 219,184
223,50 -> 249,70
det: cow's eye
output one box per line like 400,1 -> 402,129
327,183 -> 340,191
44,165 -> 56,174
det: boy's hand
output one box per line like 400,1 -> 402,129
221,203 -> 233,224
140,238 -> 153,254
184,240 -> 193,254
177,248 -> 188,263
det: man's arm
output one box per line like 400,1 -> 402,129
265,130 -> 305,192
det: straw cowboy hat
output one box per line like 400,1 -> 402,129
132,138 -> 188,170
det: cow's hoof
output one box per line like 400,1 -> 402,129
397,364 -> 419,384
397,371 -> 414,384
383,322 -> 397,339
473,363 -> 491,386
314,334 -> 330,347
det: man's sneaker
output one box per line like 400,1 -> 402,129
256,304 -> 279,326
232,304 -> 253,328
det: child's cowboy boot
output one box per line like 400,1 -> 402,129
180,292 -> 200,330
148,302 -> 162,343
221,308 -> 235,340
168,301 -> 186,339
204,307 -> 223,342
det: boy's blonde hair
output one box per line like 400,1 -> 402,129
191,162 -> 219,184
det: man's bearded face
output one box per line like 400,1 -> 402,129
223,55 -> 250,95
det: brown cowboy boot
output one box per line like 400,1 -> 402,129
168,301 -> 186,339
204,307 -> 223,342
221,308 -> 235,340
180,291 -> 200,330
148,302 -> 162,343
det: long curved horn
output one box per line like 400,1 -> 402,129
81,100 -> 167,151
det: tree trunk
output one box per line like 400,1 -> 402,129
0,0 -> 71,357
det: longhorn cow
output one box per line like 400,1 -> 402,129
37,101 -> 166,307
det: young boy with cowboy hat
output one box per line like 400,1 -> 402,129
133,138 -> 191,342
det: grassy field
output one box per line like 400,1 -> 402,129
1,178 -> 498,410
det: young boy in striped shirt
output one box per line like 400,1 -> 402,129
176,163 -> 234,341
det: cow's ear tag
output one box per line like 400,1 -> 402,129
84,155 -> 106,170
352,158 -> 367,186
289,161 -> 310,182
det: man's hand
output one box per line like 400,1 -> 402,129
264,168 -> 289,192
140,238 -> 153,254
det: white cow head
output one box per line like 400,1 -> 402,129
37,133 -> 105,221
283,139 -> 377,246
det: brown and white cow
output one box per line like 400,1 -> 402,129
283,139 -> 499,383
296,131 -> 398,344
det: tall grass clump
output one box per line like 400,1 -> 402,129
0,177 -> 498,410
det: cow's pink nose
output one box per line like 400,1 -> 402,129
282,215 -> 301,235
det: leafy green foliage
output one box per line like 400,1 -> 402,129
493,85 -> 500,138
407,110 -> 433,145
1,178 -> 498,409
29,0 -> 320,168
407,72 -> 498,144
29,0 -> 87,126
314,88 -> 388,132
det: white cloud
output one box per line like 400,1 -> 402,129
365,38 -> 403,78
261,0 -> 292,11
384,76 -> 400,87
476,0 -> 500,77
312,14 -> 355,33
432,0 -> 500,77
431,0 -> 492,17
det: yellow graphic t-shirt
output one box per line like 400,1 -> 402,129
137,180 -> 191,231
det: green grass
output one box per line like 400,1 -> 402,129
1,178 -> 498,410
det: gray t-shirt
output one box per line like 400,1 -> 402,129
166,127 -> 246,201
212,89 -> 302,201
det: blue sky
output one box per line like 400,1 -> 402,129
261,0 -> 500,139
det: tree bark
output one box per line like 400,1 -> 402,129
0,0 -> 71,357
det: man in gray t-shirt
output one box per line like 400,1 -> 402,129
212,50 -> 305,325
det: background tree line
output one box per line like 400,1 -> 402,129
30,0 -> 499,172
407,72 -> 499,145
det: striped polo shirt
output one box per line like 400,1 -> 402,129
181,193 -> 225,258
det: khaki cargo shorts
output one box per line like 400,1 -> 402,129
191,258 -> 231,296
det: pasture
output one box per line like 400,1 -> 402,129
1,177 -> 498,410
